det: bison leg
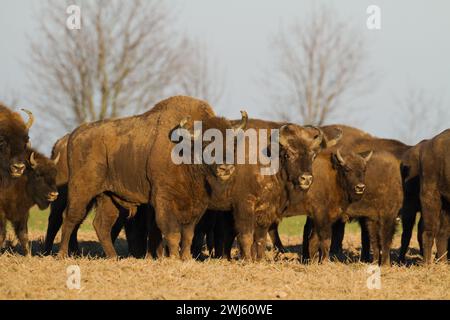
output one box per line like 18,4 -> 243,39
318,223 -> 332,263
253,225 -> 268,261
420,186 -> 441,264
221,212 -> 236,260
180,223 -> 197,261
191,220 -> 207,259
0,213 -> 6,250
233,209 -> 254,261
147,208 -> 164,259
380,217 -> 396,266
399,209 -> 418,263
268,222 -> 286,253
13,218 -> 30,256
111,209 -> 127,245
308,228 -> 320,263
43,185 -> 67,255
93,195 -> 120,258
359,217 -> 371,263
302,217 -> 313,262
330,219 -> 345,258
212,213 -> 225,258
417,215 -> 424,257
58,195 -> 94,259
435,210 -> 450,262
124,206 -> 150,259
366,219 -> 380,265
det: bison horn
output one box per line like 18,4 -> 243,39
52,152 -> 61,165
21,109 -> 34,130
30,152 -> 38,169
179,116 -> 200,140
360,150 -> 374,164
336,149 -> 346,166
233,110 -> 248,131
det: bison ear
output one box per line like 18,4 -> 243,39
359,150 -> 374,164
324,128 -> 343,148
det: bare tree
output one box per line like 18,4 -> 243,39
28,0 -> 186,134
176,39 -> 225,106
396,88 -> 449,144
263,7 -> 370,125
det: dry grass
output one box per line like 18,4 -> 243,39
0,231 -> 449,300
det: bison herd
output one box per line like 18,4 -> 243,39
0,96 -> 449,266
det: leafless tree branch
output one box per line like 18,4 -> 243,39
262,7 -> 370,125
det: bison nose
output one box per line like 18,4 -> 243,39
47,191 -> 59,202
10,163 -> 26,177
299,174 -> 313,190
355,183 -> 366,195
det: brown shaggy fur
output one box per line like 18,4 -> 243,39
0,149 -> 58,255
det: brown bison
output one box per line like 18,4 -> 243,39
268,125 -> 419,264
291,147 -> 373,262
43,136 -> 176,258
0,105 -> 34,182
304,151 -> 402,265
0,149 -> 59,255
188,119 -> 342,261
57,96 -> 248,260
414,129 -> 450,263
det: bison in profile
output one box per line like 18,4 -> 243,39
0,149 -> 59,255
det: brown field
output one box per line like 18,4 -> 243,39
0,228 -> 449,300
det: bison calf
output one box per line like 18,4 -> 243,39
0,150 -> 59,255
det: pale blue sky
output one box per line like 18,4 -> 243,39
1,0 -> 449,152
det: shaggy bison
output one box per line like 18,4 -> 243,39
268,125 -> 420,264
57,96 -> 247,259
0,149 -> 59,255
296,148 -> 373,262
190,120 -> 342,261
308,151 -> 403,265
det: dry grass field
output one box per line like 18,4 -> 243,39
0,212 -> 449,300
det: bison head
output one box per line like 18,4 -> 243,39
332,148 -> 373,202
0,108 -> 34,181
25,151 -> 59,210
176,111 -> 248,182
279,125 -> 342,191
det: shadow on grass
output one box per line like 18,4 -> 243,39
0,238 -> 130,259
277,244 -> 425,266
0,238 -> 435,266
